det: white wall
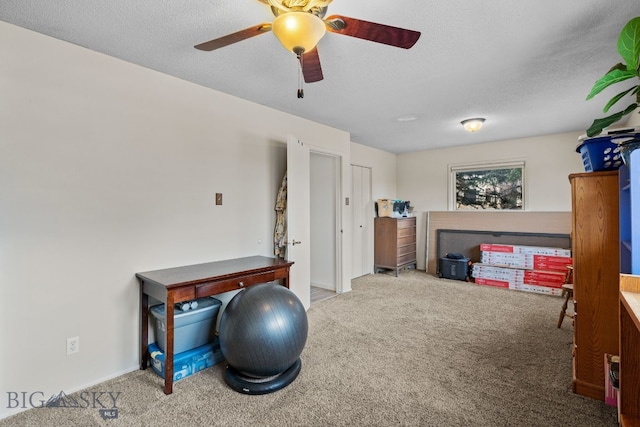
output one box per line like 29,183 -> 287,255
396,133 -> 586,269
0,21 -> 351,419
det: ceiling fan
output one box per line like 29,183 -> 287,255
194,0 -> 421,86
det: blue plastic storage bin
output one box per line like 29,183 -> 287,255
576,136 -> 623,172
148,340 -> 224,382
576,127 -> 640,172
150,297 -> 221,354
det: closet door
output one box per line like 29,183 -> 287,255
351,165 -> 372,278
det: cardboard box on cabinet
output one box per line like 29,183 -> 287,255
377,199 -> 393,217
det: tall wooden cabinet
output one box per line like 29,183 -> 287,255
374,217 -> 416,276
569,171 -> 620,401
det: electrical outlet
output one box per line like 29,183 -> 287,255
67,336 -> 79,355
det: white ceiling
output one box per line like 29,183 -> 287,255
1,0 -> 639,153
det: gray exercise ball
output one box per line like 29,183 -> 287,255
218,282 -> 308,378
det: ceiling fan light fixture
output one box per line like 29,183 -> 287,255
461,118 -> 485,132
272,11 -> 326,54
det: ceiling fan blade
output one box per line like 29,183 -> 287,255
299,47 -> 324,83
325,15 -> 420,49
194,23 -> 272,51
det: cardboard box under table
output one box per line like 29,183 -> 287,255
150,297 -> 221,354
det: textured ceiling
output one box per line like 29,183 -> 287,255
1,0 -> 639,153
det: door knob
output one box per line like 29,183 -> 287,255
292,240 -> 302,246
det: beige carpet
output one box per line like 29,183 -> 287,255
1,271 -> 617,426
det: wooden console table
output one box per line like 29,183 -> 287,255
136,255 -> 294,394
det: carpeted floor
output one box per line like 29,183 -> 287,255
1,271 -> 618,426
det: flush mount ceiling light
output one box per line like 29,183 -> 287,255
461,118 -> 485,132
396,114 -> 418,122
272,11 -> 327,55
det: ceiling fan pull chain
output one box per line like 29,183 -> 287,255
297,53 -> 304,99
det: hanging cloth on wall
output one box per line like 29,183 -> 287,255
274,171 -> 287,258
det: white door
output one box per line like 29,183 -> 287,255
287,135 -> 311,310
351,165 -> 373,278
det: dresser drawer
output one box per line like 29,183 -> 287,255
396,217 -> 416,229
397,235 -> 416,247
196,271 -> 276,297
397,227 -> 415,238
397,252 -> 416,265
171,287 -> 196,303
398,244 -> 415,256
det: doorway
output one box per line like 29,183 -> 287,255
310,152 -> 340,300
285,136 -> 343,309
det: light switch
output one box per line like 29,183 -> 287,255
216,193 -> 223,205
345,197 -> 350,206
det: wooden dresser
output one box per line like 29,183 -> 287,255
374,217 -> 417,276
569,171 -> 620,401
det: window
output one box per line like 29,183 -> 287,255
449,162 -> 524,210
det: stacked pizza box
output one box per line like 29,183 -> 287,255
472,243 -> 572,296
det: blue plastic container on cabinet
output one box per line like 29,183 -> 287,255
577,127 -> 640,172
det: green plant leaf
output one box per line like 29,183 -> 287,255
586,68 -> 636,100
586,103 -> 638,137
618,17 -> 640,71
603,85 -> 638,112
609,63 -> 630,73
